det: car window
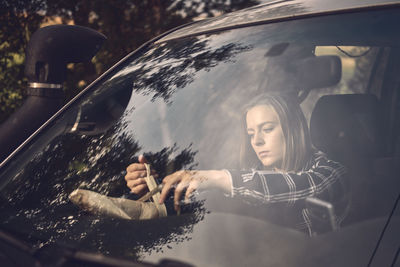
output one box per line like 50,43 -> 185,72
0,7 -> 399,266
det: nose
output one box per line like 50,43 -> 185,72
253,131 -> 265,146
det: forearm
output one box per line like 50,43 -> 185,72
196,170 -> 232,194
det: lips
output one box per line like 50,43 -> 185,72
258,151 -> 270,158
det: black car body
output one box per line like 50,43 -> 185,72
0,0 -> 399,266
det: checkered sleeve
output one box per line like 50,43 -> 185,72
229,152 -> 346,205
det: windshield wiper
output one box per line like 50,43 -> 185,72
0,229 -> 34,254
0,229 -> 193,267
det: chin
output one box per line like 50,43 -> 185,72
261,159 -> 274,168
260,158 -> 280,169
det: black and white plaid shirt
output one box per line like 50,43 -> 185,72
226,150 -> 349,235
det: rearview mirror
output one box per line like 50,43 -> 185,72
294,55 -> 342,89
262,43 -> 342,96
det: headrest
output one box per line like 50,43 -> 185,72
310,94 -> 383,160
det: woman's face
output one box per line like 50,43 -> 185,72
246,104 -> 285,169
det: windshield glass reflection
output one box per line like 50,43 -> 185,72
0,8 -> 399,266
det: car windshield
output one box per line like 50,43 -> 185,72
0,7 -> 399,267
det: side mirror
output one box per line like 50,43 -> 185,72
25,24 -> 106,84
0,25 -> 106,164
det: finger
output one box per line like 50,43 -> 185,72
138,155 -> 148,164
131,184 -> 148,195
127,181 -> 146,192
127,178 -> 147,188
159,171 -> 184,204
174,179 -> 189,211
125,170 -> 147,181
126,163 -> 147,172
159,180 -> 174,204
125,171 -> 158,182
185,182 -> 198,204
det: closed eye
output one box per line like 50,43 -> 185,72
263,127 -> 273,133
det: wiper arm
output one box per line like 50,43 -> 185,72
71,250 -> 194,267
0,229 -> 193,267
0,229 -> 34,255
34,243 -> 194,267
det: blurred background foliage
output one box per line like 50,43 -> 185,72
0,0 -> 259,123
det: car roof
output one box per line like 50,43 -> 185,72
157,0 -> 400,43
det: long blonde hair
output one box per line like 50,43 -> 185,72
240,94 -> 312,172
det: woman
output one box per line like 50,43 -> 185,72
125,94 -> 349,235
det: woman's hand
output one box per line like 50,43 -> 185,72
125,155 -> 158,196
159,170 -> 232,211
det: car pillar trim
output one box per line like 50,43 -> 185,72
70,108 -> 82,133
28,82 -> 63,89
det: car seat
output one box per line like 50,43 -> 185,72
309,94 -> 391,225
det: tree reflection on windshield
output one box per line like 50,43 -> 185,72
0,29 -> 258,259
0,117 -> 205,258
110,36 -> 253,103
